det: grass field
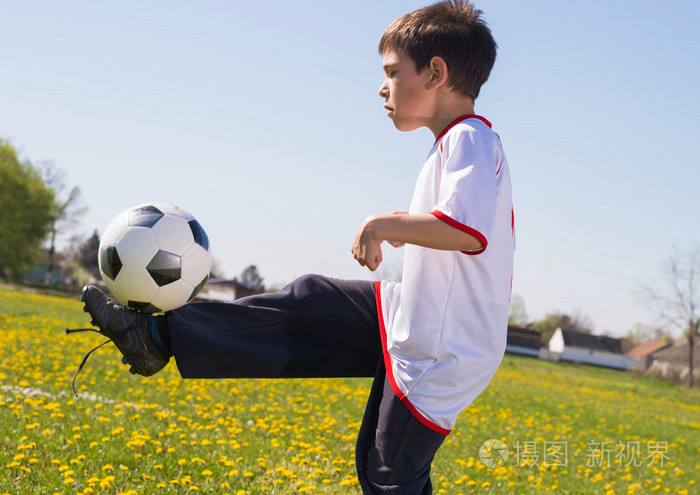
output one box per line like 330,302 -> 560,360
0,287 -> 698,494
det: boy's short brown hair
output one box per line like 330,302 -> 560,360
378,0 -> 497,99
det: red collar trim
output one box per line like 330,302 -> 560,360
433,114 -> 492,145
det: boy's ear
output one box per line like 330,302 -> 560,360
426,56 -> 449,89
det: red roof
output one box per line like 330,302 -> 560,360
625,339 -> 672,359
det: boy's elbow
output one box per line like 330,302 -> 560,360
461,232 -> 486,253
430,212 -> 487,253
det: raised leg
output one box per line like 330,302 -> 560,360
165,273 -> 382,379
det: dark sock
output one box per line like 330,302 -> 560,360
147,315 -> 173,357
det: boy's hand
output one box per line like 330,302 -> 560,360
351,215 -> 383,272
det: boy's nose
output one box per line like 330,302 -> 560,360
378,83 -> 389,99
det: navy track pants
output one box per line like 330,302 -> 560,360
165,273 -> 445,494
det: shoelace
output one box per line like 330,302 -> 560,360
64,328 -> 113,396
66,301 -> 148,397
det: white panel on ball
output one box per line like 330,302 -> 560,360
151,215 -> 194,254
180,243 -> 211,285
151,279 -> 196,312
113,266 -> 159,303
115,227 -> 159,267
100,211 -> 130,247
103,277 -> 126,303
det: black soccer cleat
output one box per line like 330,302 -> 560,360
65,285 -> 170,393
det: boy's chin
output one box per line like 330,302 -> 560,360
392,116 -> 423,132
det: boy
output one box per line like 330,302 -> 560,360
71,1 -> 514,493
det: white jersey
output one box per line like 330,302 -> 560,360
375,114 -> 515,435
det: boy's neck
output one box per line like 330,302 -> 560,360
427,98 -> 476,141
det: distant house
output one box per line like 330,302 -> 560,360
23,264 -> 63,286
645,340 -> 700,385
196,277 -> 264,302
541,328 -> 637,370
23,248 -> 74,286
625,339 -> 672,371
506,326 -> 541,357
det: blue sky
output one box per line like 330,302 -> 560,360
2,1 -> 698,337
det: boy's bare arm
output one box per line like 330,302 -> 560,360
351,212 -> 484,271
369,213 -> 484,252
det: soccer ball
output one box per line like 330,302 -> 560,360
97,202 -> 212,313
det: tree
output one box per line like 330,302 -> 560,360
0,140 -> 56,280
532,310 -> 594,345
508,294 -> 528,326
76,230 -> 101,279
37,162 -> 88,285
636,244 -> 700,387
239,264 -> 265,292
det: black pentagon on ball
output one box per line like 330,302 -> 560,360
188,220 -> 209,250
146,250 -> 181,286
128,300 -> 162,314
188,274 -> 209,302
100,245 -> 122,281
129,205 -> 164,228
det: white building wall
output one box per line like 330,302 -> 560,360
548,328 -> 565,353
539,348 -> 561,362
560,347 -> 637,370
199,286 -> 235,301
505,344 -> 540,357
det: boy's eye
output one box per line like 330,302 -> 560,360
389,71 -> 397,78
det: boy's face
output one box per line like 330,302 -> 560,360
378,48 -> 435,132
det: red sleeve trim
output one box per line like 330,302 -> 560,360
373,281 -> 451,436
430,210 -> 488,255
